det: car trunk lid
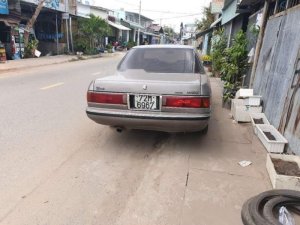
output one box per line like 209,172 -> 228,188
93,70 -> 202,96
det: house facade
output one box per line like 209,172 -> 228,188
206,0 -> 300,154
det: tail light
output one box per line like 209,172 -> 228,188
87,92 -> 125,104
165,96 -> 210,108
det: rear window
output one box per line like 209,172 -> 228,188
118,48 -> 205,74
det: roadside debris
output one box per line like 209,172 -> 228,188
279,206 -> 295,225
238,160 -> 252,167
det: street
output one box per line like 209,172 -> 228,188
0,54 -> 271,225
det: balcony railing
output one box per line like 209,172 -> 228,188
272,0 -> 300,15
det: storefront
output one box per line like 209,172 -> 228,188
0,0 -> 22,59
108,20 -> 130,44
20,0 -> 67,55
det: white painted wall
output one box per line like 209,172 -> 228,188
76,2 -> 91,18
90,8 -> 108,20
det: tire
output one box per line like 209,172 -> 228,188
263,196 -> 300,225
241,197 -> 257,225
241,189 -> 300,225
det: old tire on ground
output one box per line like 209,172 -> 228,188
241,189 -> 300,225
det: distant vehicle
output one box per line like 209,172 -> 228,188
86,45 -> 211,133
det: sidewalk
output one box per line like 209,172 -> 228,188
181,77 -> 272,225
0,53 -> 120,74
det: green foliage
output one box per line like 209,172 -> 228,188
211,28 -> 227,73
196,7 -> 214,32
221,31 -> 248,83
212,31 -> 248,103
223,81 -> 238,102
74,14 -> 111,54
106,43 -> 113,53
221,31 -> 248,102
24,39 -> 39,58
106,44 -> 113,50
249,24 -> 260,38
127,41 -> 136,49
164,26 -> 175,36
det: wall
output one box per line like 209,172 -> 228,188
90,8 -> 108,20
38,41 -> 66,55
253,5 -> 300,154
76,2 -> 90,18
222,0 -> 239,25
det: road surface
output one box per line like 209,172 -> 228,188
0,53 -> 270,225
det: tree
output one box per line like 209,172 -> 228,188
75,14 -> 111,54
24,0 -> 46,46
163,26 -> 176,42
196,7 -> 214,32
163,26 -> 175,36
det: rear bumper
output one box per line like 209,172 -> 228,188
86,107 -> 210,132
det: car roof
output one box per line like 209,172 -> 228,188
132,44 -> 194,50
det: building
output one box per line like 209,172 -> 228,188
211,0 -> 224,19
0,0 -> 79,58
119,10 -> 158,45
195,0 -> 224,54
21,0 -> 77,55
0,0 -> 22,59
147,24 -> 164,44
206,0 -> 300,154
105,9 -> 131,45
90,5 -> 108,20
181,23 -> 197,47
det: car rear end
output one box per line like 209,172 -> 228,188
86,45 -> 211,132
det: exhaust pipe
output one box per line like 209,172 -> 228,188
116,127 -> 123,133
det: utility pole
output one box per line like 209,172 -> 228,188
65,0 -> 70,53
137,0 -> 141,46
56,13 -> 59,54
70,16 -> 74,53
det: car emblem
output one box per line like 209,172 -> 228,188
143,85 -> 147,90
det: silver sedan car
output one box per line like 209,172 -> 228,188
86,45 -> 211,133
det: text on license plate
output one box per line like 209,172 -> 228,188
134,95 -> 159,110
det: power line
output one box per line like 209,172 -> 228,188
132,9 -> 200,15
104,0 -> 138,7
154,13 -> 201,20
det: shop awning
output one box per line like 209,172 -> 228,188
141,31 -> 160,37
0,18 -> 20,27
195,27 -> 214,39
210,17 -> 222,28
123,20 -> 144,30
108,21 -> 131,31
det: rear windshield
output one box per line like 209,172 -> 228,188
118,48 -> 205,74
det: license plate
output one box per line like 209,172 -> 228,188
132,94 -> 159,110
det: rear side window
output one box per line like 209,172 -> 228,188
118,48 -> 204,74
195,53 -> 205,74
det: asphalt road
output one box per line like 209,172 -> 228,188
0,53 -> 270,225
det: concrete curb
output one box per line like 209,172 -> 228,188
0,52 -> 120,74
